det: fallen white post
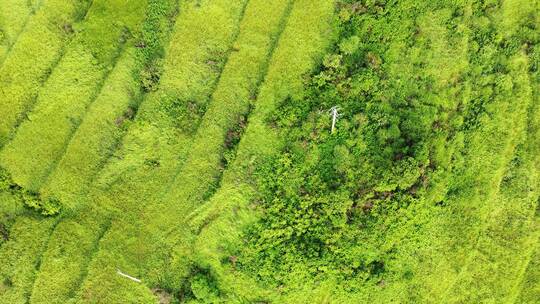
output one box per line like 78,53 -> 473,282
117,269 -> 142,283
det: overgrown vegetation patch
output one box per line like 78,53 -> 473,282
0,0 -> 537,303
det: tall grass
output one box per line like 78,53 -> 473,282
74,0 -> 249,301
0,217 -> 57,303
0,0 -> 147,195
141,0 -> 295,291
0,0 -> 40,64
24,1 -> 181,302
0,0 -> 90,147
165,0 -> 336,301
39,49 -> 139,209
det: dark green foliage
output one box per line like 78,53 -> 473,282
136,0 -> 178,93
241,0 -> 540,301
160,94 -> 205,133
0,167 -> 60,215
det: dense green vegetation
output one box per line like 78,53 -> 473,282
0,0 -> 538,303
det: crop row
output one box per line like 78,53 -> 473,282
178,0 -> 337,300
50,0 -> 250,302
0,0 -> 90,147
0,0 -> 147,196
143,0 -> 296,290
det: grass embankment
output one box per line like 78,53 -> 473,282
0,0 -> 90,147
40,0 -> 182,210
141,0 -> 296,294
26,1 -> 179,303
168,1 -> 336,301
0,216 -> 58,303
28,49 -> 138,304
73,1 -> 249,302
38,49 -> 139,209
0,1 -> 145,302
0,0 -> 147,203
0,1 -> 92,301
0,0 -> 41,64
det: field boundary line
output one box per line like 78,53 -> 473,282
37,43 -> 129,190
159,0 -> 252,195
0,0 -> 96,152
197,0 -> 296,206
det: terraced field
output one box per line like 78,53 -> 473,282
0,0 -> 538,303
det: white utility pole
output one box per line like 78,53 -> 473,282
329,106 -> 341,134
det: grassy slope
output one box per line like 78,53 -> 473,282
28,50 -> 139,304
0,0 -> 147,192
141,0 -> 295,291
178,0 -> 336,302
0,1 -> 146,302
514,241 -> 540,303
428,2 -> 538,302
0,1 -> 92,302
38,0 -> 182,209
73,1 -> 249,302
27,1 -> 181,302
358,1 -> 540,303
0,0 -> 89,147
0,0 -> 40,64
0,1 -> 537,303
443,54 -> 537,304
38,48 -> 139,209
0,216 -> 58,303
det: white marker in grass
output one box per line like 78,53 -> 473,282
117,269 -> 142,283
329,106 -> 341,134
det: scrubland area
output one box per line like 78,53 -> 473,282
0,0 -> 538,303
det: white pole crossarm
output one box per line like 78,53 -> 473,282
329,106 -> 341,134
116,269 -> 142,283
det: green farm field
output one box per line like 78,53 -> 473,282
0,0 -> 538,303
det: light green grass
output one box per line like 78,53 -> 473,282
74,1 -> 249,301
0,1 -> 536,303
441,52 -> 537,304
39,49 -> 139,209
0,216 -> 57,304
0,0 -> 90,147
27,50 -> 138,304
142,0 -> 295,289
28,211 -> 110,304
167,0 -> 337,301
26,1 -> 180,301
513,241 -> 540,303
0,0 -> 147,193
0,0 -> 41,65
